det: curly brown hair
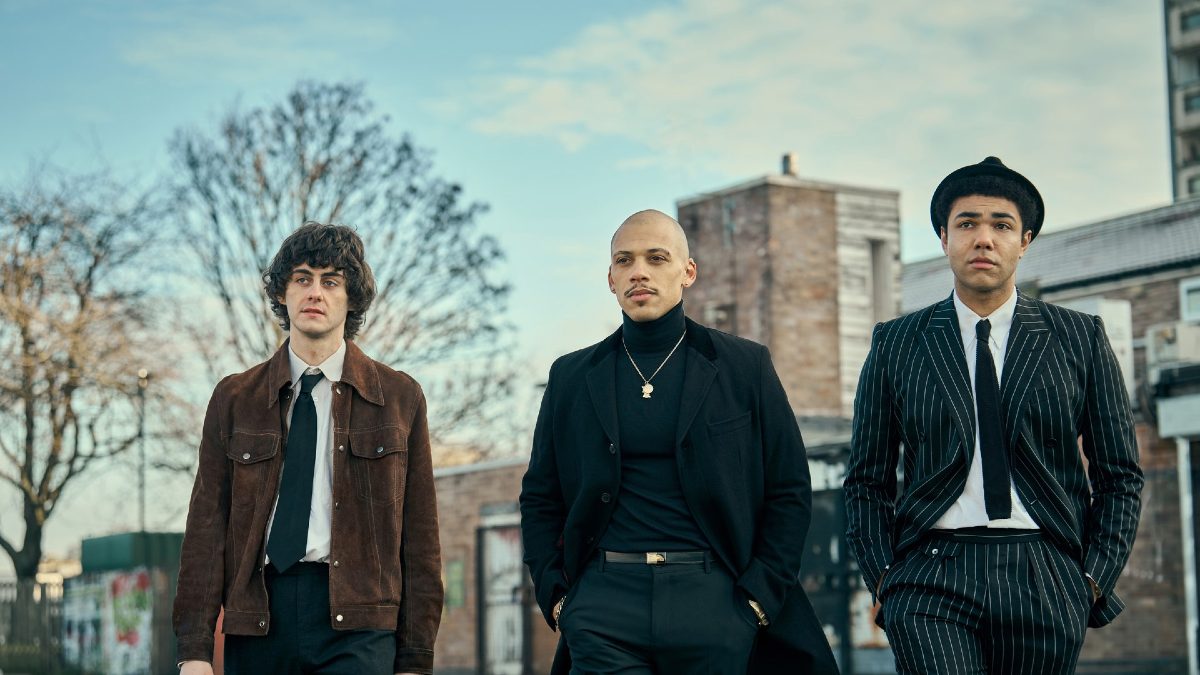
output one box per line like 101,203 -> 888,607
263,222 -> 378,340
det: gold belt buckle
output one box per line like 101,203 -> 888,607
646,552 -> 666,565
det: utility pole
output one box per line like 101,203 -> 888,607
137,368 -> 150,532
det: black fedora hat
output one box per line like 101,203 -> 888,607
929,156 -> 1044,240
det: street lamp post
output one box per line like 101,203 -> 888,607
137,368 -> 150,533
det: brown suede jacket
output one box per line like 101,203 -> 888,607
172,340 -> 443,674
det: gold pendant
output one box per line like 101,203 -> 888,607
641,382 -> 654,399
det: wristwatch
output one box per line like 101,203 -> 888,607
747,598 -> 769,627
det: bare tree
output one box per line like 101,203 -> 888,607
0,165 -> 171,633
169,81 -> 514,456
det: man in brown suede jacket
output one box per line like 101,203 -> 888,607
173,222 -> 442,674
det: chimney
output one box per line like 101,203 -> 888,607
782,152 -> 799,177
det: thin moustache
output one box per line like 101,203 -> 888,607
625,287 -> 657,297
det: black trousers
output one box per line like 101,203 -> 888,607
559,553 -> 759,675
224,562 -> 395,675
879,531 -> 1091,675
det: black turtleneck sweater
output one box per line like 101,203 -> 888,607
599,301 -> 709,552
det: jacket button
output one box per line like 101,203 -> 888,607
586,536 -> 595,544
334,501 -> 340,509
335,614 -> 344,622
600,492 -> 611,503
608,443 -> 616,454
258,620 -> 265,628
335,387 -> 342,395
375,446 -> 384,454
242,453 -> 251,460
338,445 -> 345,452
332,560 -> 340,568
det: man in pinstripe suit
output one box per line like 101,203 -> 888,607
844,157 -> 1144,674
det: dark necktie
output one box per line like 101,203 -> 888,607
267,371 -> 324,573
975,319 -> 1011,520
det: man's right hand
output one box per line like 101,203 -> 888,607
180,661 -> 214,675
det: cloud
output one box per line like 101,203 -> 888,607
451,0 -> 1169,259
119,0 -> 400,86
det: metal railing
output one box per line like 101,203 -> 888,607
0,578 -> 64,674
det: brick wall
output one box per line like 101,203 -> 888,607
678,180 -> 902,418
765,184 -> 843,417
1046,271 -> 1197,671
679,185 -> 772,344
433,460 -> 556,675
1077,428 -> 1189,670
1048,268 -> 1196,394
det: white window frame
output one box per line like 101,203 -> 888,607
1182,276 -> 1200,322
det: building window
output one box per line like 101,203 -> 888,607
1185,92 -> 1200,113
1183,10 -> 1200,31
1189,175 -> 1200,195
1183,277 -> 1200,322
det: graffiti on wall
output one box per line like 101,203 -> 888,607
62,568 -> 154,674
62,577 -> 104,673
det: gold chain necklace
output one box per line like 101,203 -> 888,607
622,331 -> 686,399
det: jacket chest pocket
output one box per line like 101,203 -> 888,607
349,425 -> 408,505
707,410 -> 753,467
226,431 -> 280,508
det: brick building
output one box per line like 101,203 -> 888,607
905,198 -> 1200,673
676,155 -> 901,671
433,457 -> 557,675
677,153 -> 901,419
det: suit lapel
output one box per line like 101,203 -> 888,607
1001,292 -> 1050,451
585,338 -> 621,447
674,345 -> 718,446
919,296 -> 975,461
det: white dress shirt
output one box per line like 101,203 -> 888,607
933,289 -> 1039,530
264,340 -> 346,563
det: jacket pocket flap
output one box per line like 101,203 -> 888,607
349,425 -> 408,459
227,431 -> 280,464
708,410 -> 752,436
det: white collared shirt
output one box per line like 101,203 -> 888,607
264,340 -> 347,563
933,289 -> 1039,530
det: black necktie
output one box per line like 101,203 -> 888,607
975,319 -> 1011,520
267,371 -> 324,573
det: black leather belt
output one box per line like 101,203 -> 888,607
930,527 -> 1042,544
603,550 -> 707,565
267,561 -> 328,576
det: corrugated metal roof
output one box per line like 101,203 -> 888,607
902,199 -> 1200,313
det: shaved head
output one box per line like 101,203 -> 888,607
611,209 -> 690,260
608,209 -> 696,322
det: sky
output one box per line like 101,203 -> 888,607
0,0 -> 1173,570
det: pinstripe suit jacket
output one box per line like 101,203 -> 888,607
844,291 -> 1143,628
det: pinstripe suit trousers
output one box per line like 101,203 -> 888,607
879,532 -> 1090,675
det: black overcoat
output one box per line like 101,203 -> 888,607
520,317 -> 839,674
